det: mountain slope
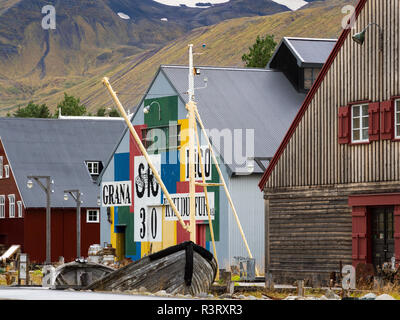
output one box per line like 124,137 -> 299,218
0,0 -> 355,114
71,0 -> 358,112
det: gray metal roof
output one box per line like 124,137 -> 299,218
0,118 -> 125,208
269,37 -> 337,68
161,65 -> 306,174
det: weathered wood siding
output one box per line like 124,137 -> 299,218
265,182 -> 399,285
266,0 -> 400,189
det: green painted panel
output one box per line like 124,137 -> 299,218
144,96 -> 178,127
206,161 -> 220,241
117,206 -> 137,256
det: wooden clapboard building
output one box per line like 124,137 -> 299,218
0,118 -> 125,263
259,0 -> 400,285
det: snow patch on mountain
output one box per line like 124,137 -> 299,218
271,0 -> 308,11
153,0 -> 229,8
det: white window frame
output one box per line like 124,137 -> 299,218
86,161 -> 100,175
0,196 -> 5,218
395,99 -> 400,139
86,209 -> 99,223
8,194 -> 15,218
4,165 -> 9,178
17,201 -> 22,218
351,104 -> 369,143
0,156 -> 3,179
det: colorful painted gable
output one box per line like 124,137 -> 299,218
107,95 -> 220,261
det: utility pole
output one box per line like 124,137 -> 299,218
27,176 -> 52,264
64,190 -> 82,259
187,44 -> 196,243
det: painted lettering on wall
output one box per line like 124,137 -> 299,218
134,155 -> 162,242
101,181 -> 132,207
164,193 -> 215,221
185,146 -> 212,181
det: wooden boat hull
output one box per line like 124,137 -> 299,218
86,241 -> 217,295
53,261 -> 115,289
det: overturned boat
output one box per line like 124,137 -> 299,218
53,260 -> 116,289
86,241 -> 217,295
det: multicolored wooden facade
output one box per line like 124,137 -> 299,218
101,94 -> 221,262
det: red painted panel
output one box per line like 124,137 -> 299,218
338,105 -> 351,144
368,102 -> 380,141
176,181 -> 204,193
380,100 -> 394,140
349,193 -> 400,207
352,206 -> 368,267
176,181 -> 207,246
394,206 -> 400,262
24,208 -> 100,264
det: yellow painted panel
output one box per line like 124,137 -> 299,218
110,207 -> 117,249
162,206 -> 176,249
178,118 -> 189,182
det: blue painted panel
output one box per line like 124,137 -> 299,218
161,151 -> 180,195
114,153 -> 130,181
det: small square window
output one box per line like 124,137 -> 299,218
86,161 -> 100,175
87,209 -> 99,223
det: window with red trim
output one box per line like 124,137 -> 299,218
395,99 -> 400,139
351,104 -> 369,143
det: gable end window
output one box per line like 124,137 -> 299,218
8,195 -> 15,218
0,156 -> 3,179
0,196 -> 4,218
396,99 -> 400,139
17,201 -> 22,218
87,209 -> 99,223
4,165 -> 9,178
86,161 -> 100,175
352,104 -> 369,143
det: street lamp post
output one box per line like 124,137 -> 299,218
27,176 -> 53,264
143,101 -> 162,120
64,190 -> 82,259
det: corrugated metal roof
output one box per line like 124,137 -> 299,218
286,37 -> 337,65
0,118 -> 125,208
161,65 -> 306,174
269,37 -> 337,68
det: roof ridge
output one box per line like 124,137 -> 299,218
284,36 -> 337,42
161,65 -> 277,72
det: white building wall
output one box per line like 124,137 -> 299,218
228,173 -> 265,272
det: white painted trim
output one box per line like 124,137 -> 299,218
351,104 -> 370,143
86,209 -> 99,223
395,99 -> 400,139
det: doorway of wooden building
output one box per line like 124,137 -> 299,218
371,206 -> 395,268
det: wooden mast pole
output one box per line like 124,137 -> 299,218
193,106 -> 255,263
187,44 -> 196,243
102,77 -> 190,233
194,119 -> 219,279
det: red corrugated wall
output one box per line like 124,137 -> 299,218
25,208 -> 100,264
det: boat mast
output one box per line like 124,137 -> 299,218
187,44 -> 197,243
